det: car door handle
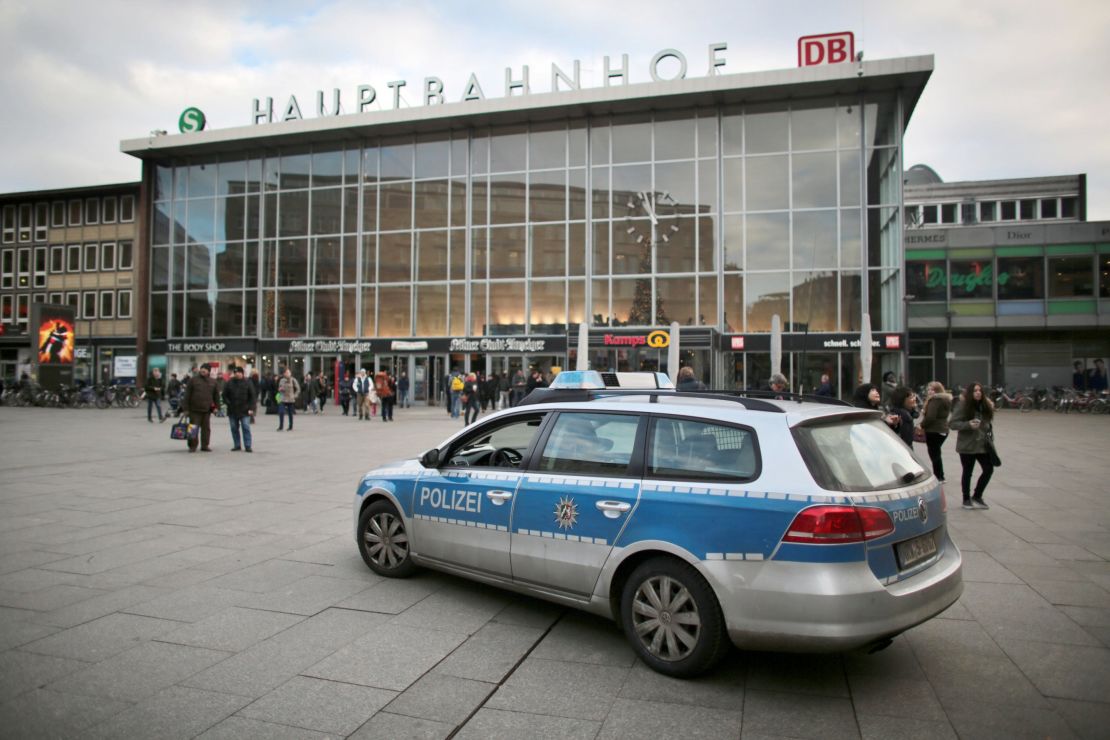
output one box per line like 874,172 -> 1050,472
486,490 -> 513,505
596,500 -> 631,519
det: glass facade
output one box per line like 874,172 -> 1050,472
149,96 -> 905,344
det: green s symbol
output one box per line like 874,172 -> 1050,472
178,107 -> 206,133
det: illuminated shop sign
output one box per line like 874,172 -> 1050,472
923,264 -> 1010,293
449,337 -> 548,353
288,340 -> 373,353
603,331 -> 670,348
250,43 -> 729,124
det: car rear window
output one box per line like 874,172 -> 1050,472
793,418 -> 928,492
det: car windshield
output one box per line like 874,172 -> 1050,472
793,418 -> 928,492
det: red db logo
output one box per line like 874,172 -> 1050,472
884,335 -> 901,350
798,32 -> 855,67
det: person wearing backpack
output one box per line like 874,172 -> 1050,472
449,371 -> 464,419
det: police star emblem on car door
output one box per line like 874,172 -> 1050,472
554,496 -> 578,530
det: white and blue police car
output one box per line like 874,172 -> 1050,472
353,371 -> 962,677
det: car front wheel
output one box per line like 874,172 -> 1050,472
620,556 -> 728,677
358,499 -> 416,578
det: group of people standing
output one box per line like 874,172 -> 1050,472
338,369 -> 401,421
852,371 -> 997,510
443,368 -> 548,425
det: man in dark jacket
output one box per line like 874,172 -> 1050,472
223,365 -> 257,452
182,364 -> 215,453
144,367 -> 166,423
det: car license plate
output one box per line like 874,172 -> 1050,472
895,531 -> 937,570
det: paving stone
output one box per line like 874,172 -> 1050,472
997,638 -> 1110,704
0,687 -> 132,737
485,657 -> 630,721
0,549 -> 71,575
740,689 -> 859,739
306,624 -> 468,691
45,640 -> 231,703
196,715 -> 339,740
0,613 -> 60,651
0,650 -> 87,703
36,583 -> 170,628
455,707 -> 601,740
0,567 -> 85,593
0,583 -> 109,612
205,559 -> 334,594
1024,579 -> 1110,609
387,582 -> 513,635
385,672 -> 494,725
434,621 -> 546,684
955,581 -> 1101,647
1049,697 -> 1110,740
842,637 -> 927,679
744,651 -> 850,697
856,714 -> 956,739
597,696 -> 741,739
180,608 -> 387,698
916,649 -> 1053,710
83,685 -> 249,740
123,583 -> 248,622
617,658 -> 745,710
22,612 -> 181,662
846,675 -> 947,721
336,574 -> 440,613
242,574 -> 371,615
349,711 -> 454,740
491,596 -> 565,630
529,611 -> 635,667
958,550 -> 1024,584
157,606 -> 303,652
237,675 -> 396,736
943,697 -> 1078,739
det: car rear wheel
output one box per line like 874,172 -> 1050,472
620,557 -> 728,677
358,499 -> 416,578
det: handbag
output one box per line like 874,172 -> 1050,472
169,417 -> 198,441
913,425 -> 926,444
984,430 -> 1002,467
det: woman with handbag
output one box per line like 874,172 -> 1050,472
949,382 -> 996,510
919,381 -> 953,481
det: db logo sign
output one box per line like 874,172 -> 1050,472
646,331 -> 670,349
798,32 -> 855,67
884,335 -> 901,350
730,336 -> 745,350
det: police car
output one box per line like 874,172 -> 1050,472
353,371 -> 962,677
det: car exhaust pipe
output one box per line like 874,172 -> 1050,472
866,637 -> 893,654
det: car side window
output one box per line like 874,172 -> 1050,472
648,418 -> 759,481
445,413 -> 547,469
538,412 -> 640,476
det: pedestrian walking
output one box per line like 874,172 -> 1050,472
317,373 -> 329,414
498,371 -> 510,410
510,368 -> 527,407
919,381 -> 953,481
277,368 -> 300,431
462,372 -> 481,426
376,371 -> 395,421
339,371 -> 353,416
354,369 -> 371,420
182,363 -> 215,453
449,370 -> 464,418
676,366 -> 707,392
398,371 -> 410,408
223,366 -> 257,452
144,367 -> 166,423
949,382 -> 996,510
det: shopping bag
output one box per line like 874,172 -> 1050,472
912,426 -> 926,444
170,418 -> 189,440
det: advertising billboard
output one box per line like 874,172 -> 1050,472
31,303 -> 76,391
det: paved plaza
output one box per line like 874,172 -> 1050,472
0,401 -> 1108,739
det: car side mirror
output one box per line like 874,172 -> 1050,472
420,448 -> 441,468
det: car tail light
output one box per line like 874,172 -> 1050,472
782,505 -> 895,544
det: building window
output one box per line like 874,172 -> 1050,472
34,203 -> 48,241
2,204 -> 14,242
99,290 -> 115,319
67,244 -> 81,272
17,293 -> 29,323
17,247 -> 30,287
903,205 -> 919,227
1000,201 -> 1016,220
1019,199 -> 1036,220
921,205 -> 938,224
50,245 -> 64,272
68,200 -> 82,226
949,259 -> 994,299
82,291 -> 96,319
117,290 -> 132,318
998,255 -> 1046,299
1061,197 -> 1077,219
979,201 -> 996,221
51,201 -> 66,227
1,249 -> 12,288
905,260 -> 947,301
960,203 -> 977,224
33,293 -> 46,304
102,196 -> 117,223
85,198 -> 100,225
1101,255 -> 1110,298
48,292 -> 63,304
120,195 -> 135,222
117,240 -> 133,270
940,203 -> 957,224
33,246 -> 47,288
100,242 -> 116,271
84,243 -> 98,272
18,204 -> 32,242
65,291 -> 79,309
1048,256 -> 1094,298
0,293 -> 11,322
1040,198 -> 1058,219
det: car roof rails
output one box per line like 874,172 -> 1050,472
516,387 -> 788,413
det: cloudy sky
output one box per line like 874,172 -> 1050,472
2,0 -> 1108,218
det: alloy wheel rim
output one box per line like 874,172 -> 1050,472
364,512 -> 409,568
631,575 -> 701,662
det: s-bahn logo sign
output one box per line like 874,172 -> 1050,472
178,107 -> 206,133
